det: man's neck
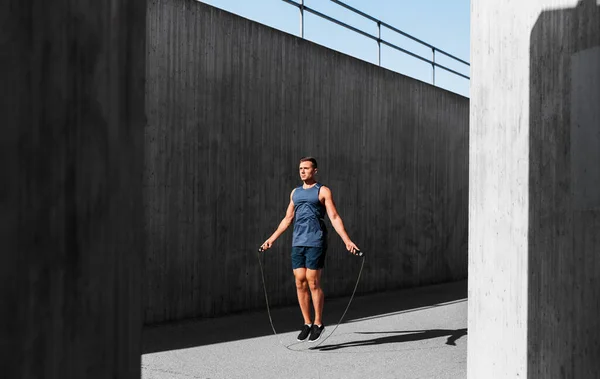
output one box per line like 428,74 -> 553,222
303,180 -> 317,188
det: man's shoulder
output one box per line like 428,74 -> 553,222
318,184 -> 331,195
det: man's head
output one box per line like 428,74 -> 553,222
299,157 -> 318,182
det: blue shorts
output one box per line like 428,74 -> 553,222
291,246 -> 327,270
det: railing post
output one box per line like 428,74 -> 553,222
432,47 -> 436,85
300,0 -> 304,38
377,21 -> 381,66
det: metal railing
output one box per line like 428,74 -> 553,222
282,0 -> 470,86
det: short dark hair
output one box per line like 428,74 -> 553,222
299,156 -> 318,169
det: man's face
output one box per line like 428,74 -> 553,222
299,161 -> 316,181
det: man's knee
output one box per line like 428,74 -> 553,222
295,278 -> 309,290
307,278 -> 320,291
306,270 -> 321,291
294,270 -> 308,290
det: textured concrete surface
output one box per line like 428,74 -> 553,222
469,0 -> 600,377
145,0 -> 469,324
142,281 -> 467,379
1,0 -> 146,378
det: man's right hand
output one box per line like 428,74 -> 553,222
260,239 -> 273,251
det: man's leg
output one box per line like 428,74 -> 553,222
306,269 -> 324,326
293,268 -> 312,324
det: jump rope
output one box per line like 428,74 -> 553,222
256,246 -> 366,351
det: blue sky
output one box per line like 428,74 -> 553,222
198,0 -> 470,97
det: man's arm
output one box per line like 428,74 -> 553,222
320,186 -> 359,254
261,190 -> 295,250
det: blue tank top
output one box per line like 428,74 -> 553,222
292,183 -> 327,247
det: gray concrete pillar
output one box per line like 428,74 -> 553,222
469,0 -> 600,377
1,1 -> 146,378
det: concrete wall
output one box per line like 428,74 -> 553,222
145,0 -> 469,324
1,1 -> 146,378
469,0 -> 600,377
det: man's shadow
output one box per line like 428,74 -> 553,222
312,328 -> 467,351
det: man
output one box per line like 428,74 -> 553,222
261,157 -> 360,342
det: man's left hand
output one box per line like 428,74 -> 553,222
346,242 -> 360,255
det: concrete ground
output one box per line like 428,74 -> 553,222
142,280 -> 467,379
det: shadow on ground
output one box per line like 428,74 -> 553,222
142,279 -> 467,354
312,328 -> 467,351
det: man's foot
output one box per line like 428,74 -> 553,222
297,324 -> 312,341
308,324 -> 325,342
